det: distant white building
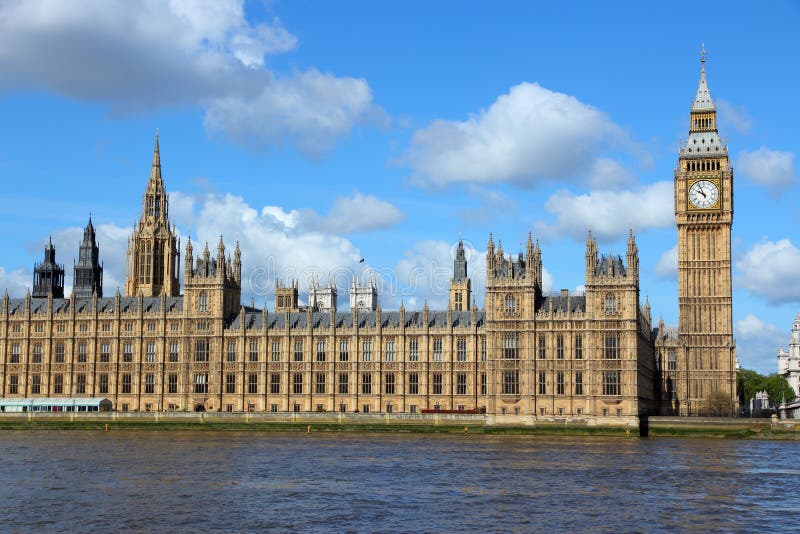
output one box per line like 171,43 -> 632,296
349,278 -> 378,312
308,278 -> 337,312
777,312 -> 800,399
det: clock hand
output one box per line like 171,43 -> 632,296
698,187 -> 706,198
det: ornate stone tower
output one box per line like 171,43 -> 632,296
484,232 -> 542,414
32,238 -> 64,298
275,279 -> 299,311
309,278 -> 337,312
349,278 -> 378,312
674,48 -> 736,415
125,134 -> 180,297
183,237 -> 241,321
449,239 -> 471,311
72,216 -> 103,298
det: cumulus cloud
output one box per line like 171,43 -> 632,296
716,99 -> 752,134
535,181 -> 674,243
737,147 -> 796,195
299,191 -> 405,234
204,69 -> 385,158
404,82 -> 628,188
735,314 -> 787,373
586,158 -> 635,188
0,0 -> 378,156
736,239 -> 800,304
0,267 -> 30,297
655,244 -> 678,279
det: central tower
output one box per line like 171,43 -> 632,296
674,48 -> 736,414
125,134 -> 180,297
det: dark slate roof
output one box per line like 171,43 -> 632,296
540,294 -> 586,314
4,296 -> 183,315
228,309 -> 486,330
595,255 -> 626,277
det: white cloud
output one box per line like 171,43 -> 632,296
0,267 -> 30,297
736,239 -> 800,304
737,147 -> 796,195
716,99 -> 752,134
299,192 -> 405,234
404,82 -> 627,188
535,181 -> 674,243
204,69 -> 385,158
735,314 -> 787,373
169,191 -> 366,304
655,244 -> 678,279
586,158 -> 635,188
0,0 -> 377,156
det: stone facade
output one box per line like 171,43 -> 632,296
1,53 -> 741,418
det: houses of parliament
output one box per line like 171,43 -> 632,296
0,55 -> 737,419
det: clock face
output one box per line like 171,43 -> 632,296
688,180 -> 719,209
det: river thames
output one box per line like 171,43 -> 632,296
0,431 -> 797,532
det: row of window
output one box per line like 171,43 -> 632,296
8,321 -> 178,334
6,371 -> 622,397
4,334 -> 623,364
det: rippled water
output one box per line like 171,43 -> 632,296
0,431 -> 797,532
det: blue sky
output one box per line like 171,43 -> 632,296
0,0 -> 798,374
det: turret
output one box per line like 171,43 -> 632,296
73,216 -> 104,299
32,237 -> 65,298
626,229 -> 639,280
585,230 -> 598,280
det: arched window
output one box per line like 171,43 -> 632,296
198,292 -> 208,312
604,293 -> 616,314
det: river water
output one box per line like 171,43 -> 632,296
0,431 -> 797,532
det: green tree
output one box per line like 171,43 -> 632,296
737,369 -> 796,405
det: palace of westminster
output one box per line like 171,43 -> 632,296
0,56 -> 737,418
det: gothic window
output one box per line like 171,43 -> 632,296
409,338 -> 419,362
457,337 -> 467,362
32,343 -> 42,363
538,372 -> 546,395
123,342 -> 133,363
10,343 -> 19,363
168,373 -> 178,394
292,373 -> 303,394
315,373 -> 325,394
249,340 -> 258,362
154,197 -> 161,218
432,373 -> 443,395
338,373 -> 349,394
385,339 -> 395,362
432,337 -> 443,361
195,339 -> 209,362
293,339 -> 303,362
362,339 -> 373,362
668,349 -> 677,371
248,373 -> 258,394
575,335 -> 583,360
194,373 -> 209,394
575,372 -> 583,395
148,197 -> 155,217
456,373 -> 467,395
556,372 -> 565,395
556,335 -> 564,360
503,371 -> 519,395
145,373 -> 155,394
122,374 -> 132,394
153,242 -> 164,286
271,341 -> 281,362
169,341 -> 179,362
198,292 -> 208,312
503,334 -> 518,359
226,373 -> 236,394
339,340 -> 349,362
602,371 -> 620,396
50,374 -> 61,394
604,334 -> 620,360
316,340 -> 326,362
505,295 -> 516,314
362,373 -> 372,394
385,373 -> 395,394
55,343 -> 65,363
604,293 -> 617,314
270,373 -> 280,394
408,373 -> 419,395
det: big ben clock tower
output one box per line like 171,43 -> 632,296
674,47 -> 736,415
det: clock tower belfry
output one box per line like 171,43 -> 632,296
673,48 -> 736,415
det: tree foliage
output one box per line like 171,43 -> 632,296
737,369 -> 796,405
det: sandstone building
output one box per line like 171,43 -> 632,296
0,54 -> 735,419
